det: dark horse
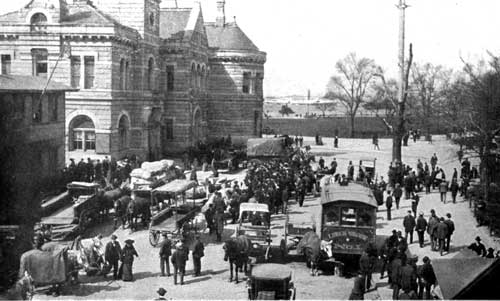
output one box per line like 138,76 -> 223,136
127,196 -> 151,231
223,235 -> 252,283
98,186 -> 129,218
297,231 -> 329,276
113,195 -> 131,229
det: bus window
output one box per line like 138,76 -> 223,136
357,208 -> 372,227
324,209 -> 339,226
341,208 -> 356,226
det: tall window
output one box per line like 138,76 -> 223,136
3,94 -> 24,125
165,118 -> 174,140
196,65 -> 201,88
166,65 -> 174,92
30,13 -> 47,32
118,115 -> 130,150
32,49 -> 48,78
201,66 -> 206,91
32,95 -> 42,123
147,58 -> 154,90
70,56 -> 81,88
70,115 -> 96,151
1,54 -> 11,75
119,59 -> 125,90
242,72 -> 251,94
125,61 -> 130,90
48,95 -> 58,122
191,63 -> 196,88
255,73 -> 263,96
84,56 -> 95,89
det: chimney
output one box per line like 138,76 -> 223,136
216,0 -> 226,27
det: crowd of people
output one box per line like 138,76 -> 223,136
348,150 -> 493,300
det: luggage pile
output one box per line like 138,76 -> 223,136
130,160 -> 181,191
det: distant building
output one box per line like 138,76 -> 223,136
0,74 -> 73,225
0,0 -> 266,162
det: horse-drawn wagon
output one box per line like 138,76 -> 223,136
38,182 -> 102,241
236,203 -> 272,260
148,180 -> 206,246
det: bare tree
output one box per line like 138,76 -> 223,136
410,63 -> 452,140
325,53 -> 378,137
443,54 -> 500,203
315,101 -> 337,117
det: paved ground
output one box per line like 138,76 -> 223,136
31,135 -> 499,300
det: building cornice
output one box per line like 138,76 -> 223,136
0,34 -> 20,41
209,55 -> 266,64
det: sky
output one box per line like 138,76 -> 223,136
1,0 -> 500,97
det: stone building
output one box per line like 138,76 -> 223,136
0,0 -> 266,162
0,75 -> 72,224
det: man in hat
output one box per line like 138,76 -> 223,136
159,233 -> 172,277
444,213 -> 455,252
427,209 -> 439,251
403,210 -> 416,244
155,287 -> 167,301
171,240 -> 189,285
468,236 -> 487,257
192,234 -> 205,277
385,191 -> 393,221
436,217 -> 448,256
415,212 -> 428,248
105,234 -> 122,280
418,256 -> 436,299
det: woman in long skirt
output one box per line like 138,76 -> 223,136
121,239 -> 138,281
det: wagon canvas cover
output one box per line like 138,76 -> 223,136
247,138 -> 286,158
153,180 -> 197,194
19,248 -> 67,284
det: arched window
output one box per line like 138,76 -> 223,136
30,13 -> 47,32
119,59 -> 125,90
191,63 -> 196,88
118,115 -> 130,150
147,58 -> 154,90
69,115 -> 95,152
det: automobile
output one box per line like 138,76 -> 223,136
237,203 -> 272,259
247,263 -> 296,300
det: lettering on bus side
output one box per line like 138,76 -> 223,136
324,230 -> 370,241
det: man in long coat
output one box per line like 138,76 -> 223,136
436,217 -> 448,256
427,210 -> 439,251
403,211 -> 416,244
159,233 -> 172,277
104,234 -> 121,279
192,235 -> 205,277
171,241 -> 189,285
415,212 -> 427,248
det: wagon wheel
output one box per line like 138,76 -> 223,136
79,210 -> 93,231
149,230 -> 160,247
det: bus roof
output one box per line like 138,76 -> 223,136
321,181 -> 378,208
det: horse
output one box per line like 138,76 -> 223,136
98,185 -> 129,218
223,235 -> 252,283
127,195 -> 151,231
6,271 -> 34,301
113,195 -> 132,229
296,231 -> 329,276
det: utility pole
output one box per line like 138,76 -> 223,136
393,0 -> 409,162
